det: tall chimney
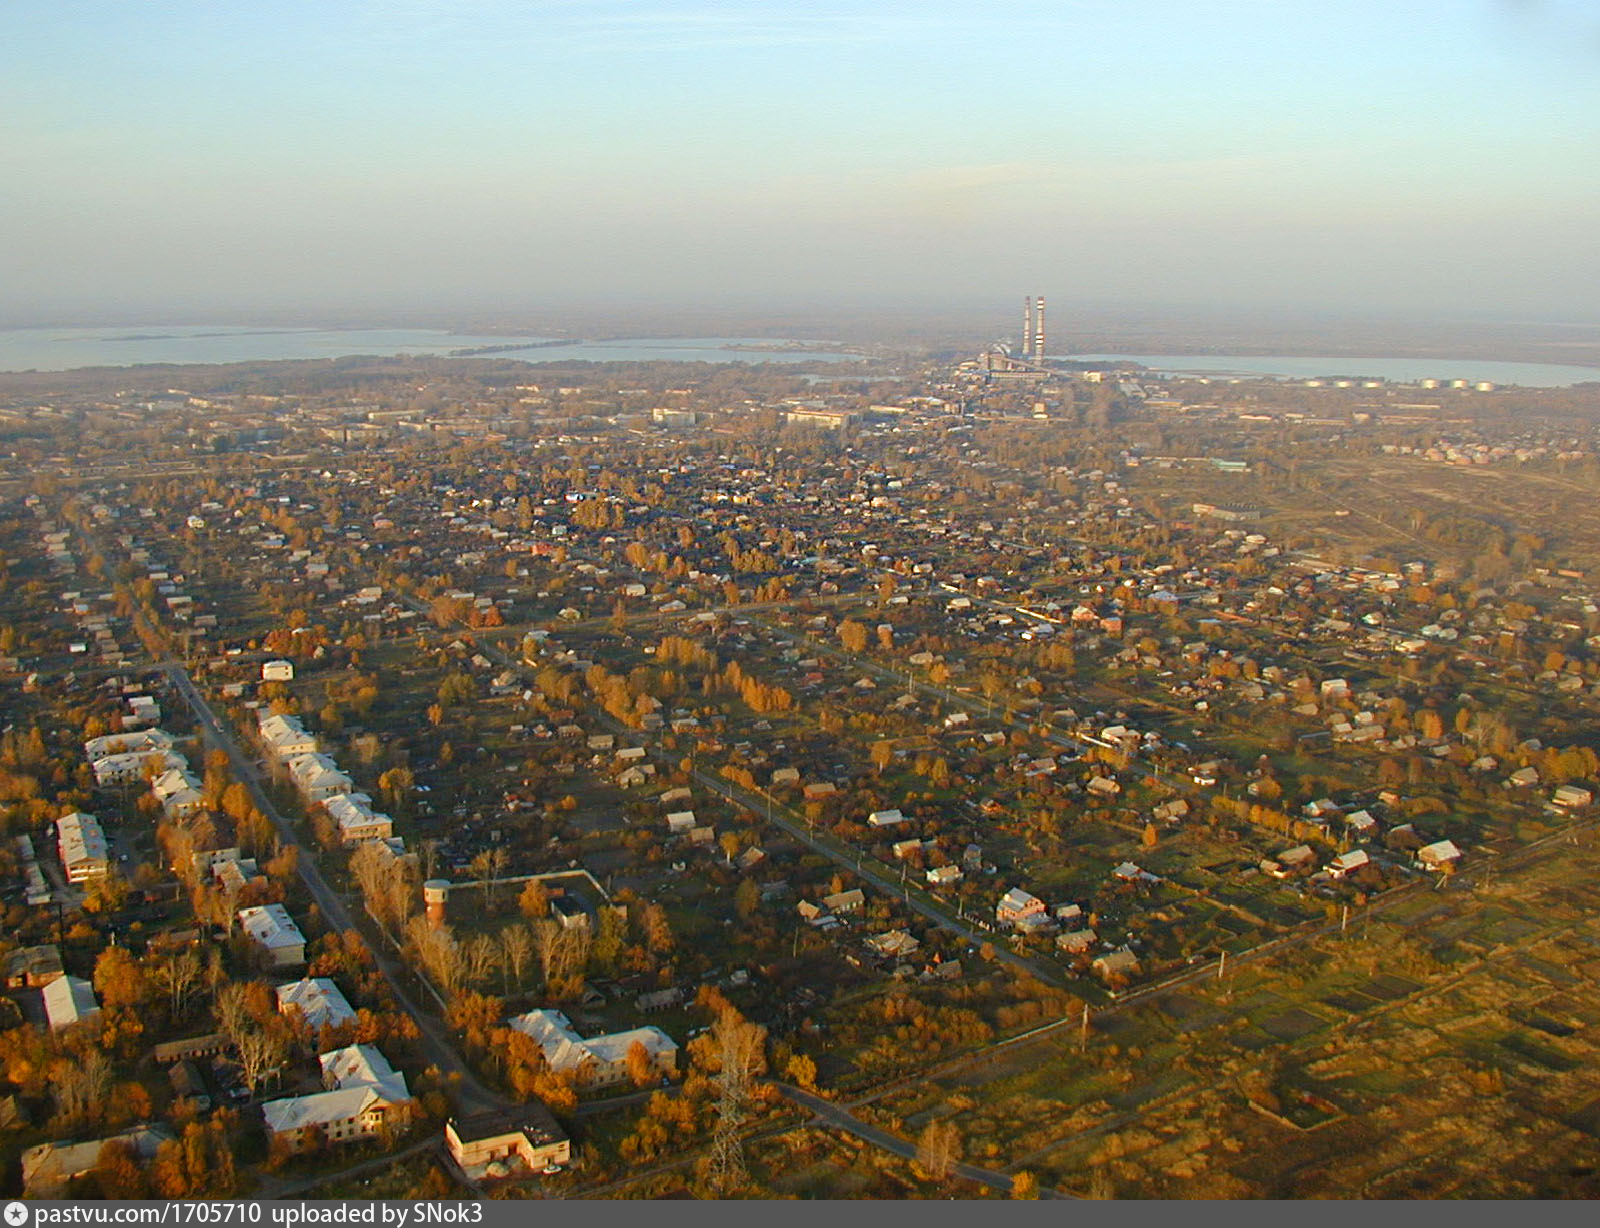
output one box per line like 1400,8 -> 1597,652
1034,296 -> 1046,362
1023,297 -> 1033,356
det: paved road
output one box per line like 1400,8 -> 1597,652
163,663 -> 510,1117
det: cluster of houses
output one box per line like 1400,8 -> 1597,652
4,942 -> 103,1034
256,710 -> 403,851
84,725 -> 207,832
994,885 -> 1144,981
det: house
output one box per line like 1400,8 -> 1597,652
446,1109 -> 571,1178
665,810 -> 697,835
926,864 -> 963,886
802,782 -> 838,800
865,930 -> 920,960
56,812 -> 109,883
1345,809 -> 1378,838
1552,785 -> 1593,809
822,888 -> 865,915
318,1044 -> 410,1104
506,1009 -> 677,1091
550,896 -> 590,932
617,765 -> 653,789
323,793 -> 394,845
867,808 -> 907,828
1085,776 -> 1121,798
996,887 -> 1046,926
153,1034 -> 231,1064
90,749 -> 166,787
1092,948 -> 1141,982
1276,845 -> 1317,870
277,977 -> 357,1032
84,728 -> 173,765
239,904 -> 307,968
261,659 -> 296,683
262,1081 -> 409,1152
151,766 -> 204,819
4,944 -> 63,989
258,712 -> 318,761
770,767 -> 800,786
42,975 -> 100,1031
1328,849 -> 1370,879
22,1125 -> 174,1197
635,987 -> 685,1013
1057,929 -> 1098,955
1416,839 -> 1462,872
286,752 -> 354,803
796,900 -> 829,924
169,1060 -> 211,1110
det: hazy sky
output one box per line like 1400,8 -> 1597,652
3,1 -> 1598,323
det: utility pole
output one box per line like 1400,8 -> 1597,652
1217,950 -> 1227,981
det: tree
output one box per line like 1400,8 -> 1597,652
463,934 -> 500,988
501,924 -> 534,994
93,946 -> 151,1012
915,1119 -> 963,1182
837,620 -> 869,654
378,766 -> 415,813
734,877 -> 760,921
94,1139 -> 150,1198
52,1049 -> 112,1129
636,901 -> 674,955
233,1025 -> 286,1094
533,920 -> 591,994
590,906 -> 627,973
785,1052 -> 817,1090
470,847 -> 509,905
152,948 -> 204,1020
519,879 -> 550,920
626,1039 -> 657,1089
1011,1170 -> 1039,1200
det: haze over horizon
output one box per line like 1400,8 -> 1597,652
4,1 -> 1599,327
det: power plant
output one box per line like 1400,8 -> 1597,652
978,294 -> 1054,384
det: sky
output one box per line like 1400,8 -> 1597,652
2,0 -> 1598,325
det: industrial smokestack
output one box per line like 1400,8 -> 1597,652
1023,297 -> 1033,356
1034,296 -> 1046,362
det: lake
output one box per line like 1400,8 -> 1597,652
1064,352 -> 1600,388
0,326 -> 860,372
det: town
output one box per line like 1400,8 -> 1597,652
3,335 -> 1600,1198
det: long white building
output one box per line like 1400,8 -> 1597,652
56,812 -> 109,883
